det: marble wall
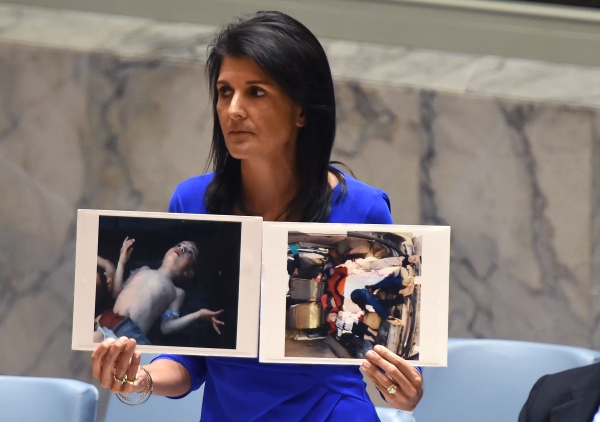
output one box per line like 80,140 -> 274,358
1,3 -> 600,412
335,81 -> 600,348
0,45 -> 209,379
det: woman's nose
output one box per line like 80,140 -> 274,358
228,92 -> 246,119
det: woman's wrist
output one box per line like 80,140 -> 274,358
134,366 -> 150,393
116,366 -> 154,406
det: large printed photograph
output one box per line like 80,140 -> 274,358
259,222 -> 450,366
94,216 -> 241,349
285,231 -> 422,361
73,210 -> 263,358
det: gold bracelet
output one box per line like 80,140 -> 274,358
116,366 -> 153,406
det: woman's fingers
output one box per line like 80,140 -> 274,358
361,353 -> 403,392
110,338 -> 142,395
91,338 -> 116,381
361,361 -> 419,410
126,350 -> 142,382
361,345 -> 423,411
98,337 -> 130,389
123,351 -> 143,393
369,345 -> 421,388
90,336 -> 143,394
114,338 -> 137,379
362,363 -> 394,398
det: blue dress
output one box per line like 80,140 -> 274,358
155,172 -> 394,422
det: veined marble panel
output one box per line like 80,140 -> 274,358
1,4 -> 600,402
336,83 -> 600,348
418,93 -> 597,346
0,44 -> 211,384
333,82 -> 422,225
0,44 -> 89,378
591,112 -> 600,347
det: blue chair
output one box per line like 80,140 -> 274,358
413,338 -> 600,422
0,375 -> 99,422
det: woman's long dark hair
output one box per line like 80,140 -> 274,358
204,11 -> 346,222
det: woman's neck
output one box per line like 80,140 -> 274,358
238,159 -> 300,221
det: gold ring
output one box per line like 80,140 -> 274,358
113,373 -> 128,386
387,383 -> 398,394
126,374 -> 138,386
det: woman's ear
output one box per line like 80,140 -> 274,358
296,106 -> 306,127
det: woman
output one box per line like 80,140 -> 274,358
91,11 -> 423,421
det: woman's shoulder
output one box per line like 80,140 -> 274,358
338,172 -> 391,204
174,173 -> 215,194
330,172 -> 393,224
342,172 -> 385,194
169,173 -> 215,213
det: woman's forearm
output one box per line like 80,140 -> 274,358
143,359 -> 193,397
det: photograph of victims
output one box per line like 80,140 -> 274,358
73,210 -> 262,358
260,223 -> 450,366
284,231 -> 421,361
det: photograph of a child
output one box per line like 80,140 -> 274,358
93,215 -> 242,350
285,231 -> 422,361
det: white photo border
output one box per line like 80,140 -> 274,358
72,209 -> 263,358
259,222 -> 450,366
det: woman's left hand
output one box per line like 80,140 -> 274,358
361,345 -> 423,411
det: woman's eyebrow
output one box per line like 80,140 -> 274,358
216,79 -> 270,85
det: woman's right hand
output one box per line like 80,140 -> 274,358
91,337 -> 145,394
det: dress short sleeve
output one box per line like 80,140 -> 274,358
150,354 -> 208,398
363,189 -> 394,225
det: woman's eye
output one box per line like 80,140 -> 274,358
249,86 -> 265,97
218,86 -> 232,97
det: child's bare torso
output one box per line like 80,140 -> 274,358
113,268 -> 178,334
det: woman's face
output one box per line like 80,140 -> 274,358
216,56 -> 305,162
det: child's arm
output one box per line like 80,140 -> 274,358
97,256 -> 116,292
160,288 -> 225,335
113,237 -> 135,299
